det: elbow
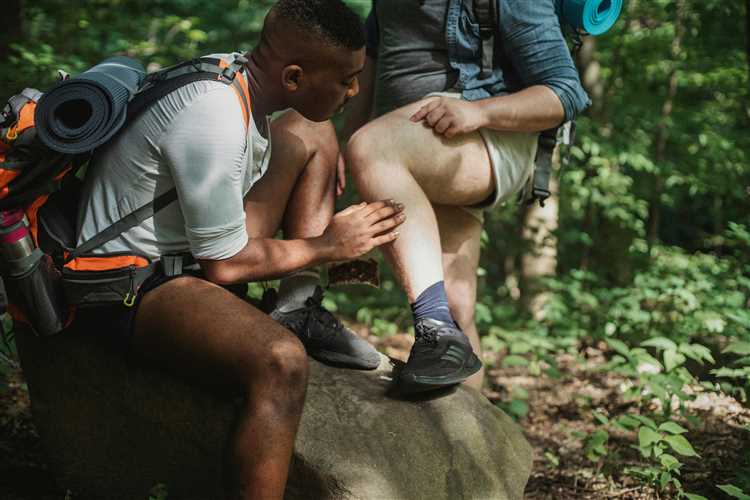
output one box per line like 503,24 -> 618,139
546,80 -> 591,123
199,259 -> 239,285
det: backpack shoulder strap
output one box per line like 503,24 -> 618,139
128,54 -> 252,128
472,0 -> 497,79
66,187 -> 178,261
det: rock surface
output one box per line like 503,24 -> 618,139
16,327 -> 533,500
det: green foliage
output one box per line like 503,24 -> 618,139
148,483 -> 169,500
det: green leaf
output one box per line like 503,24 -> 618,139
633,415 -> 658,429
615,415 -> 641,430
664,349 -> 687,372
663,435 -> 698,457
717,484 -> 750,500
502,355 -> 529,368
642,337 -> 678,352
689,344 -> 716,364
607,338 -> 631,357
684,493 -> 709,500
544,451 -> 560,467
659,422 -> 689,434
638,426 -> 661,448
585,429 -> 609,461
659,453 -> 680,470
508,399 -> 529,418
593,411 -> 609,425
724,342 -> 750,356
659,471 -> 671,489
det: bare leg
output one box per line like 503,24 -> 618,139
435,204 -> 485,389
133,276 -> 308,500
243,110 -> 338,240
346,97 -> 494,301
243,110 -> 381,370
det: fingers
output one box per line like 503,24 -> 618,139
410,99 -> 441,122
338,202 -> 367,217
434,116 -> 453,135
364,201 -> 404,221
370,230 -> 400,248
370,211 -> 406,235
424,106 -> 448,128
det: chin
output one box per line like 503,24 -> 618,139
293,107 -> 328,123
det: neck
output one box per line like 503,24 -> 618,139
245,48 -> 285,132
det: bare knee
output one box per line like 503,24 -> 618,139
265,338 -> 309,393
276,111 -> 338,171
346,124 -> 386,186
305,119 -> 338,167
241,335 -> 309,408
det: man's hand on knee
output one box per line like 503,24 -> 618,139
410,97 -> 487,139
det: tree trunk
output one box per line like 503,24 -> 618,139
519,172 -> 560,319
0,0 -> 22,61
647,0 -> 686,250
577,37 -> 605,119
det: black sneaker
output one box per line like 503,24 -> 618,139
264,286 -> 381,370
397,318 -> 482,393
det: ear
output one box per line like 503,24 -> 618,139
281,65 -> 304,92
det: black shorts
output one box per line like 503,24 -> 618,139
72,270 -> 250,348
72,270 -> 183,349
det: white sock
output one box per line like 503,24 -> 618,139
277,269 -> 321,312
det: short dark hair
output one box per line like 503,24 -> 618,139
271,0 -> 365,50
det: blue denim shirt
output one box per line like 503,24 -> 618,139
366,0 -> 591,122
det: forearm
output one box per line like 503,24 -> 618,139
199,237 -> 332,285
477,85 -> 566,132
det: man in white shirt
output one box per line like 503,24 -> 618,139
76,1 -> 404,498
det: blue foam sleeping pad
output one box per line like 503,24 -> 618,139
35,56 -> 146,154
559,0 -> 623,36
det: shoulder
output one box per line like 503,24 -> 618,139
167,81 -> 244,131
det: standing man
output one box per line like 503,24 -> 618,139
76,1 -> 403,498
343,0 -> 589,393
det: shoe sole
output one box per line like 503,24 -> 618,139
309,349 -> 381,371
397,354 -> 482,394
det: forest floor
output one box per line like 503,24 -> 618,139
1,326 -> 749,500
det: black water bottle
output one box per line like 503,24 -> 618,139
0,209 -> 67,336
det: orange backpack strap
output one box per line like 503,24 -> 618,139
218,56 -> 252,128
129,54 -> 252,129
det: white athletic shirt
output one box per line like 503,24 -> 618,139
76,53 -> 271,261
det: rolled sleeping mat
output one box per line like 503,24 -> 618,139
559,0 -> 623,36
35,56 -> 146,154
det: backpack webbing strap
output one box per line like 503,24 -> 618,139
127,56 -> 250,127
529,128 -> 557,208
473,0 -> 496,79
66,188 -> 178,262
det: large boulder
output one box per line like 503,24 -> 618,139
16,327 -> 533,500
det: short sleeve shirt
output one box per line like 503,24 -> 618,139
77,54 -> 271,261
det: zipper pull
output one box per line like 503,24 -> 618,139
123,265 -> 136,307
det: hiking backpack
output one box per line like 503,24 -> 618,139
0,53 -> 252,337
